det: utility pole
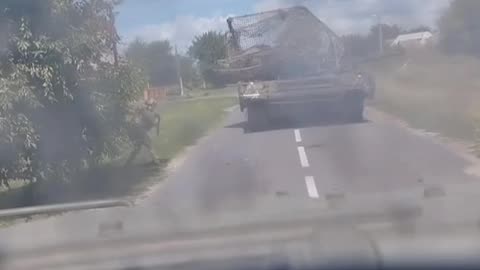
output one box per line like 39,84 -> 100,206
175,45 -> 184,96
373,14 -> 383,56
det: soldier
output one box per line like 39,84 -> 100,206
125,101 -> 161,166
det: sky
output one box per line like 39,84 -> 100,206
116,0 -> 451,52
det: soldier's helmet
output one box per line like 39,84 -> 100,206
145,100 -> 156,111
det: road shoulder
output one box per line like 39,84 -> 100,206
366,106 -> 480,178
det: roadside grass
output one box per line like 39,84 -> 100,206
174,86 -> 237,99
153,97 -> 236,160
0,96 -> 236,214
367,50 -> 480,144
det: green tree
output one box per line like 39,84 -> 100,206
125,38 -> 149,74
188,31 -> 227,65
438,0 -> 480,55
0,0 -> 146,190
126,39 -> 177,87
188,31 -> 227,86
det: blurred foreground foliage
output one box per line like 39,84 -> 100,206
0,0 -> 146,197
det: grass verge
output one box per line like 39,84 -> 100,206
185,86 -> 237,99
0,97 -> 236,214
153,97 -> 236,160
367,50 -> 480,144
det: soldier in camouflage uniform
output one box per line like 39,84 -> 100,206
125,101 -> 161,166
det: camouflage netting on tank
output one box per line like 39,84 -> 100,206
223,6 -> 345,79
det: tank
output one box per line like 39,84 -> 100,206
218,6 -> 375,131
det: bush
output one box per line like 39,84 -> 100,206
0,0 -> 146,190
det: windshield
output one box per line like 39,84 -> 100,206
2,0 -> 480,267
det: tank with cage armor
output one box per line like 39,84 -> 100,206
216,6 -> 375,131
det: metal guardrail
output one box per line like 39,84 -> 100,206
0,199 -> 132,219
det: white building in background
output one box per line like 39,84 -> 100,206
390,31 -> 434,49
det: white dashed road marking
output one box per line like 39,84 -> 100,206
294,129 -> 302,143
293,129 -> 319,199
297,146 -> 310,168
305,176 -> 319,198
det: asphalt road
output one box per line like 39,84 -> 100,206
2,106 -> 480,253
144,107 -> 479,209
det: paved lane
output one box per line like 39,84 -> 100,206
300,119 -> 478,196
144,109 -> 310,212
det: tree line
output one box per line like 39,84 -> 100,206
125,31 -> 227,89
